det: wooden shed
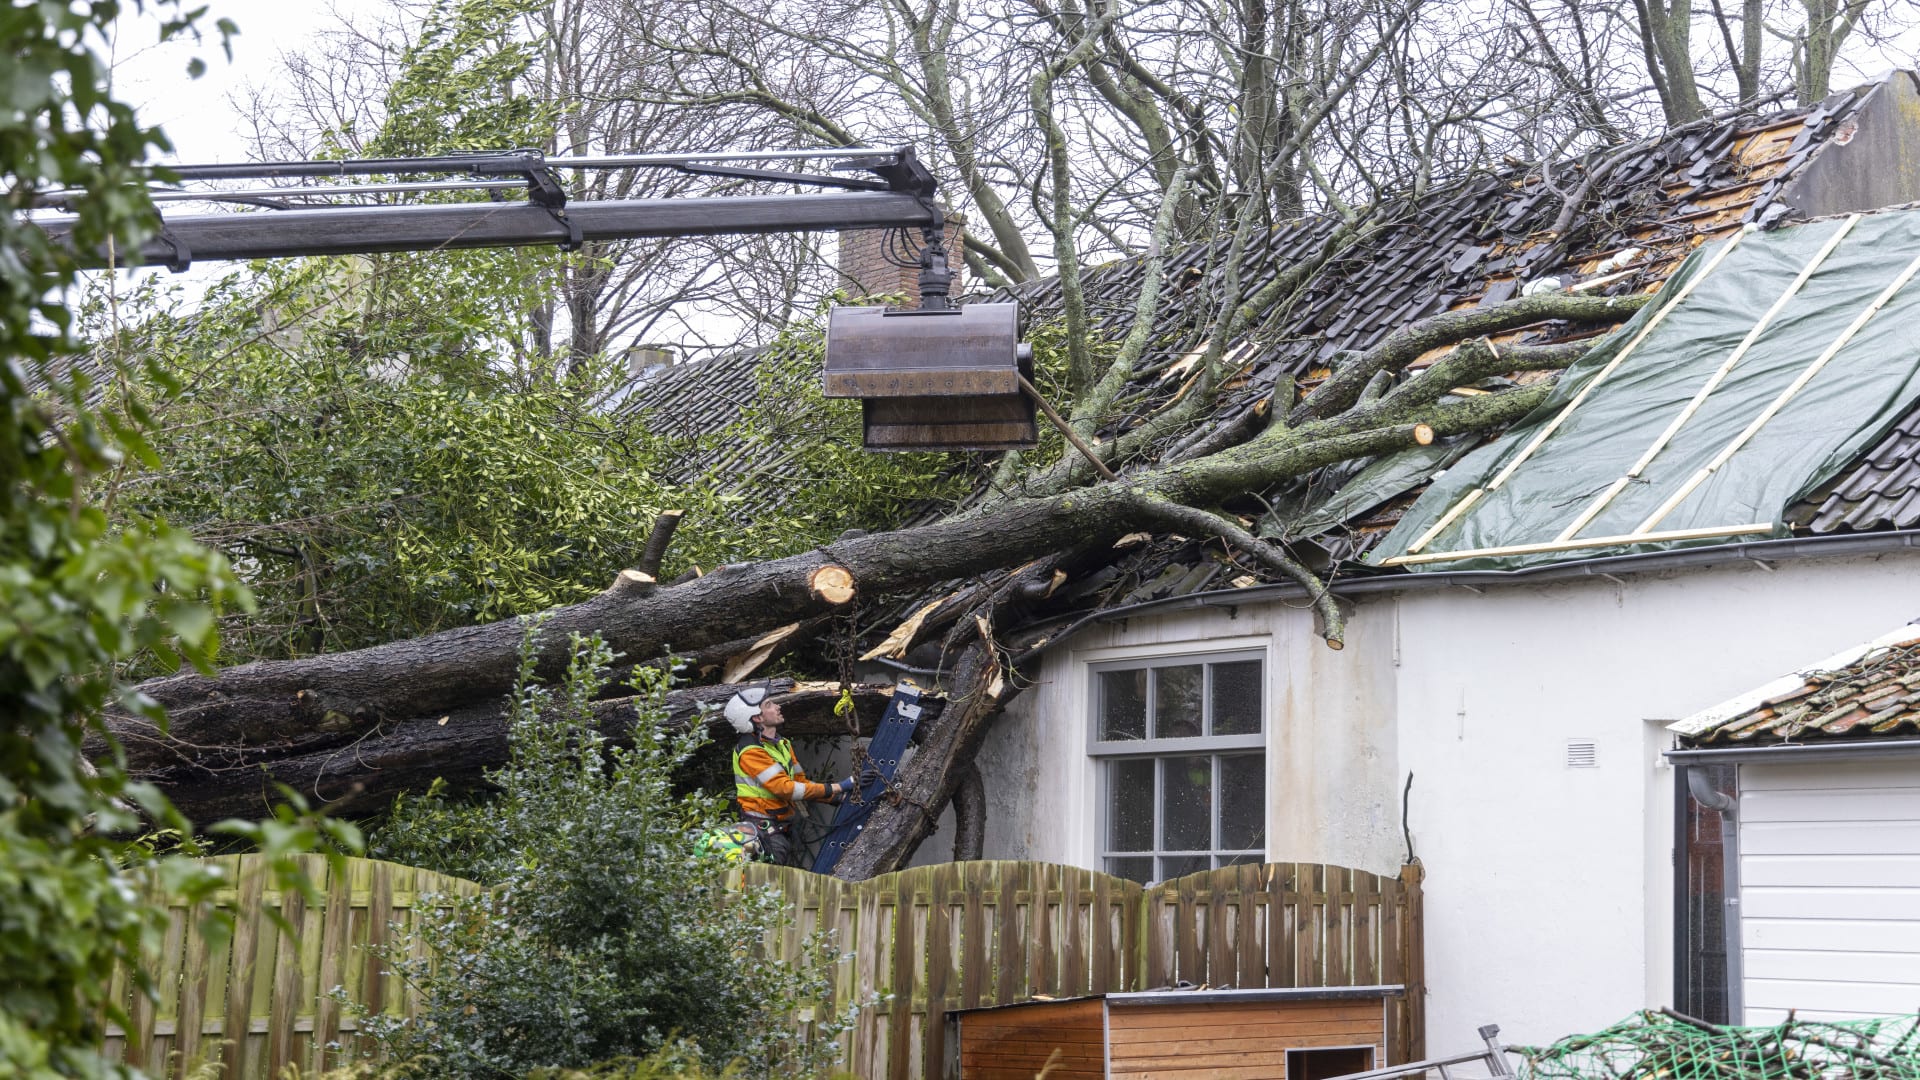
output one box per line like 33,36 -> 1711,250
945,984 -> 1403,1080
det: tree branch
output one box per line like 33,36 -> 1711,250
1292,291 -> 1649,424
1128,492 -> 1346,648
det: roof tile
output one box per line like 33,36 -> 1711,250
1686,639 -> 1920,745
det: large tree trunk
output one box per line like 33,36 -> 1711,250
119,497 -> 1129,762
118,681 -> 914,825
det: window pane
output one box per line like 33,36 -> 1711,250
1159,855 -> 1211,881
1099,669 -> 1147,741
1161,756 -> 1212,850
1108,857 -> 1154,884
1220,852 -> 1263,868
1154,665 -> 1204,738
1211,660 -> 1263,735
1107,759 -> 1154,851
1220,754 -> 1266,851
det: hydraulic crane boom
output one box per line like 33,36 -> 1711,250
30,146 -> 950,300
27,144 -> 1039,452
58,192 -> 938,265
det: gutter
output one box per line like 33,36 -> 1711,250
1664,736 -> 1920,763
1079,527 -> 1920,627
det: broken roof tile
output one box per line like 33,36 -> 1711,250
1680,633 -> 1920,746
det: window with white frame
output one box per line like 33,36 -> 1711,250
1090,651 -> 1265,884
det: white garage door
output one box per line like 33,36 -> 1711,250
1739,758 -> 1920,1023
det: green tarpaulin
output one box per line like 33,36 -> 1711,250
1370,207 -> 1920,572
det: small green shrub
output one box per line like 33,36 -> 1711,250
358,624 -> 850,1079
307,1042 -> 776,1079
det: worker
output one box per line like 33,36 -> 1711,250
693,821 -> 763,863
726,685 -> 853,867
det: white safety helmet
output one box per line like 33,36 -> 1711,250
723,685 -> 771,733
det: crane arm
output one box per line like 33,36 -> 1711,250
28,146 -> 947,281
43,191 -> 936,268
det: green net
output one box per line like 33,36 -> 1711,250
1518,1011 -> 1920,1080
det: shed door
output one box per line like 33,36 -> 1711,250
1739,758 -> 1920,1022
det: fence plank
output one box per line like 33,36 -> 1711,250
313,855 -> 352,1072
1030,863 -> 1053,995
1401,863 -> 1427,1060
854,872 -> 883,1074
1269,862 -> 1295,988
1353,870 -> 1379,985
221,859 -> 265,1079
889,869 -> 916,1080
1061,866 -> 1086,998
994,862 -> 1022,1006
1208,869 -> 1233,986
1089,870 -> 1112,994
174,895 -> 218,1077
265,872 -> 305,1073
1297,860 -> 1328,991
960,866 -> 987,1010
1176,872 -> 1201,985
921,864 -> 952,1080
1236,863 -> 1261,989
1327,864 -> 1351,986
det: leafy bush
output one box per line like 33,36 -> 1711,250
361,625 -> 849,1078
0,5 -> 368,1078
307,1042 -> 770,1079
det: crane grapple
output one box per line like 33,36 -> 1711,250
822,303 -> 1037,450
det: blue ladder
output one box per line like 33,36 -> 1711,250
810,683 -> 925,875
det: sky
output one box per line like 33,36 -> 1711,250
98,2 -> 386,305
108,1 -> 379,167
94,1 -> 1920,326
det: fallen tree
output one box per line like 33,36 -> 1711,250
101,286 -> 1649,871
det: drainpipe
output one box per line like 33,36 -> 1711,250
1686,768 -> 1744,1022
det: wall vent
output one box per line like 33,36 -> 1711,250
1566,739 -> 1599,768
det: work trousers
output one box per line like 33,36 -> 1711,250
748,816 -> 800,867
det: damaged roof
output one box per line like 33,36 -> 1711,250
624,73 -> 1920,623
1672,622 -> 1920,746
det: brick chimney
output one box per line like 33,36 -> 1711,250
837,212 -> 965,304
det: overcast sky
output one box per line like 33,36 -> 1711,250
108,1 -> 378,166
115,3 -> 1918,169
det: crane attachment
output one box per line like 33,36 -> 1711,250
27,145 -> 1037,451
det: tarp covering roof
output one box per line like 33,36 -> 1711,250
1372,206 -> 1920,572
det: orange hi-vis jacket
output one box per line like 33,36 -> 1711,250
733,734 -> 836,822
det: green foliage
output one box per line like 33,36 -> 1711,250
98,271 -> 723,657
99,263 -> 671,656
94,273 -> 973,664
360,627 -> 849,1078
307,1042 -> 771,1079
363,0 -> 551,158
0,5 -> 361,1078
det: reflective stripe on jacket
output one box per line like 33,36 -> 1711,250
733,735 -> 831,820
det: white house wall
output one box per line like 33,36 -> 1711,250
960,548 -> 1920,1051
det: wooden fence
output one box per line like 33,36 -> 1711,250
102,853 -> 481,1080
103,856 -> 1418,1080
743,859 -> 1425,1080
